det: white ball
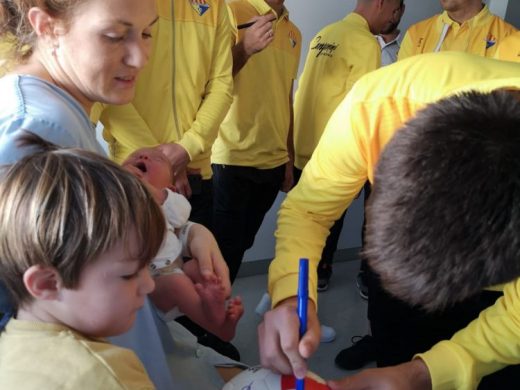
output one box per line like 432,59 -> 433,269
223,366 -> 329,390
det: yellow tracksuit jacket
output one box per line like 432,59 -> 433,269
269,51 -> 520,390
95,0 -> 233,179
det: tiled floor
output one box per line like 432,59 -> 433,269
232,259 -> 375,382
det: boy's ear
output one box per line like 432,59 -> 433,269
23,265 -> 62,301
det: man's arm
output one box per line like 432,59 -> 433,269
328,359 -> 432,390
159,0 -> 234,170
418,279 -> 520,389
259,93 -> 370,377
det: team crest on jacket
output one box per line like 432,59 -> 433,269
289,30 -> 297,48
485,33 -> 497,49
190,0 -> 210,16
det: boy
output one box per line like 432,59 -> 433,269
123,147 -> 243,342
0,136 -> 165,388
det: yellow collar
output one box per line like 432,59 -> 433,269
246,0 -> 289,21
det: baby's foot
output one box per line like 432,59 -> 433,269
194,276 -> 227,325
219,296 -> 244,341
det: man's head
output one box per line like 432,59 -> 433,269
364,90 -> 520,312
0,133 -> 166,333
265,0 -> 285,16
440,0 -> 481,13
357,0 -> 404,35
380,0 -> 405,36
439,0 -> 484,23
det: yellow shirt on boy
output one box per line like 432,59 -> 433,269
211,0 -> 301,169
269,51 -> 520,390
398,5 -> 516,60
0,319 -> 154,389
293,12 -> 380,170
494,31 -> 520,63
95,0 -> 233,179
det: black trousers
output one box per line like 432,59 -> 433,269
187,175 -> 213,231
212,164 -> 285,282
293,167 -> 346,267
365,264 -> 520,388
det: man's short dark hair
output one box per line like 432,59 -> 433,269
364,90 -> 520,312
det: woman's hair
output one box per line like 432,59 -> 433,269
0,0 -> 82,61
0,132 -> 166,307
364,90 -> 520,312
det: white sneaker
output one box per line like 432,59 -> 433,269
255,292 -> 272,317
320,324 -> 336,343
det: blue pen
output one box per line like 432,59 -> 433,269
296,258 -> 309,390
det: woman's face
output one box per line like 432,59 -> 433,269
52,0 -> 157,109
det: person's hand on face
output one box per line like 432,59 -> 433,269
156,143 -> 190,173
241,15 -> 276,56
156,143 -> 192,197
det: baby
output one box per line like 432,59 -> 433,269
123,147 -> 243,342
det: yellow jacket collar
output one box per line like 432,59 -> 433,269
346,12 -> 371,30
247,0 -> 289,21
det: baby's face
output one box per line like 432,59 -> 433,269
123,148 -> 173,189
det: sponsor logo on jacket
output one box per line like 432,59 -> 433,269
311,36 -> 338,57
190,0 -> 210,16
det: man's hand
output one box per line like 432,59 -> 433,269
157,143 -> 190,172
174,168 -> 192,198
327,360 -> 432,390
258,298 -> 320,379
281,160 -> 294,192
232,14 -> 276,75
241,15 -> 276,56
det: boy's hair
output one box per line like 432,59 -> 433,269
364,90 -> 520,312
0,133 -> 166,308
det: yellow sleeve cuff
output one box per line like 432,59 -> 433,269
416,341 -> 476,390
177,134 -> 200,162
269,272 -> 318,309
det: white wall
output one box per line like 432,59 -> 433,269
488,0 -> 509,18
505,1 -> 520,27
243,0 -> 453,262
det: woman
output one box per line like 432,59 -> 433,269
0,0 -> 160,384
0,2 -> 241,389
0,0 -> 157,164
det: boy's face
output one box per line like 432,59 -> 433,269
123,148 -> 173,190
57,232 -> 155,338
